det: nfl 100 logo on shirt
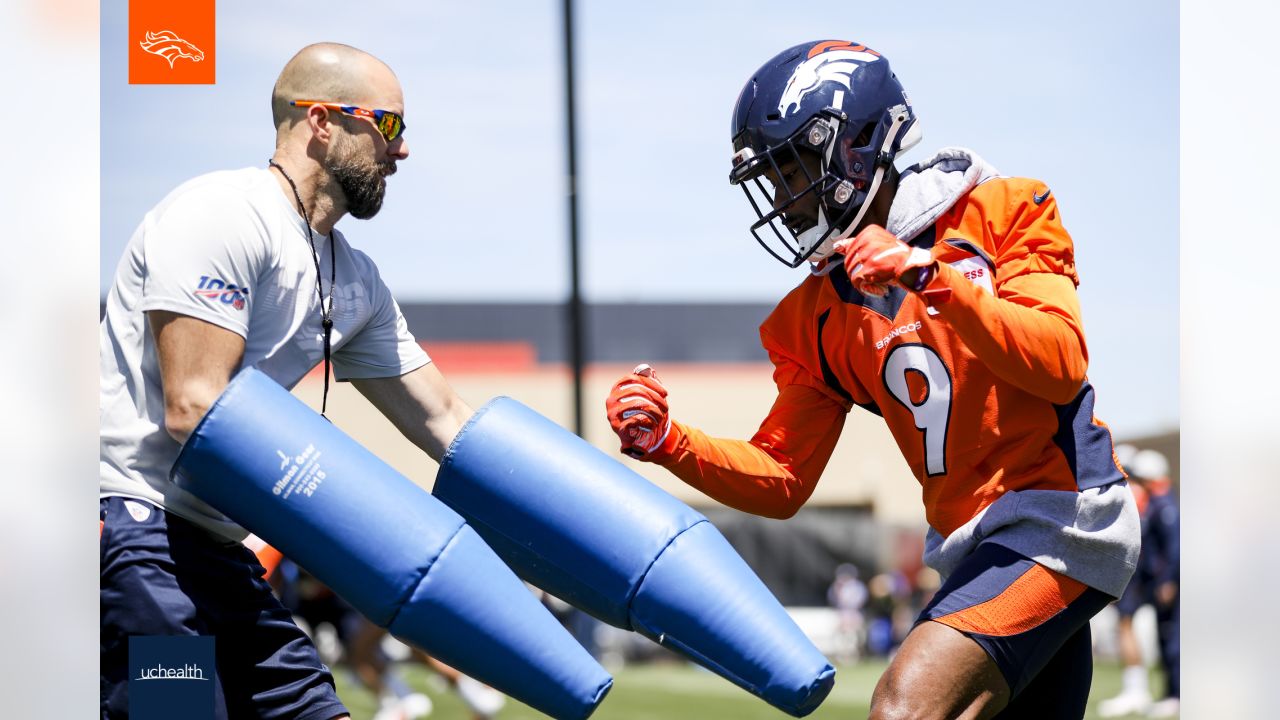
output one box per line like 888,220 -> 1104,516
129,636 -> 216,719
194,275 -> 249,310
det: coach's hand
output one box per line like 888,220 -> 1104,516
834,224 -> 936,297
606,364 -> 672,459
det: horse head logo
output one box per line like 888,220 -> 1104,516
777,42 -> 881,119
139,30 -> 205,69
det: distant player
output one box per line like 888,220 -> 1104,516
827,563 -> 868,663
1099,448 -> 1180,718
607,40 -> 1140,719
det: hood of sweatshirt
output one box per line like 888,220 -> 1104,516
886,147 -> 1002,243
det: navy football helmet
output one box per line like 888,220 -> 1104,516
729,40 -> 922,267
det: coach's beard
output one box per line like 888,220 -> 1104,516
327,141 -> 392,220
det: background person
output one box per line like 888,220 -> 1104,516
827,563 -> 868,663
1100,449 -> 1180,718
1098,444 -> 1155,717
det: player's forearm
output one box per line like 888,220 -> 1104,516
163,383 -> 223,443
928,264 -> 1088,404
353,364 -> 475,462
653,419 -> 838,519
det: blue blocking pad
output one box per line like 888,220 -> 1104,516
434,397 -> 836,717
170,368 -> 611,720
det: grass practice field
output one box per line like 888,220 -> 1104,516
334,659 -> 1175,719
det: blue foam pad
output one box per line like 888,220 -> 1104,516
632,522 -> 836,716
434,396 -> 835,716
171,368 -> 611,720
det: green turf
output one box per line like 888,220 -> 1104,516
334,659 -> 1173,719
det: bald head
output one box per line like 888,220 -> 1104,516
271,42 -> 401,132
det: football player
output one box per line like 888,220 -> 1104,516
606,40 -> 1140,719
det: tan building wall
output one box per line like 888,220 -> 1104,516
292,362 -> 928,526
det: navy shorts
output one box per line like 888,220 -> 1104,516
917,543 -> 1114,719
100,497 -> 348,720
1113,570 -> 1150,617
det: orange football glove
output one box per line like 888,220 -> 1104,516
605,364 -> 672,459
833,224 -> 936,297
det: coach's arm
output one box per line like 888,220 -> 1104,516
353,363 -> 475,462
150,310 -> 246,444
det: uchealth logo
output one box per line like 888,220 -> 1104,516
129,636 -> 216,719
139,30 -> 205,69
778,41 -> 882,119
128,0 -> 215,84
136,662 -> 209,681
194,275 -> 249,311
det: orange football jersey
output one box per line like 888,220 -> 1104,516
654,177 -> 1123,537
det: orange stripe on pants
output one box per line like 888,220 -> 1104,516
932,564 -> 1087,637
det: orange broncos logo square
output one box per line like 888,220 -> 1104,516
129,0 -> 215,84
139,30 -> 205,69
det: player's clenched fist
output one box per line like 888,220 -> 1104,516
606,364 -> 672,458
833,224 -> 936,296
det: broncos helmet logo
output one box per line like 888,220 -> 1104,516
777,42 -> 881,119
139,30 -> 205,69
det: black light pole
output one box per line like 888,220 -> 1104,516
562,0 -> 586,436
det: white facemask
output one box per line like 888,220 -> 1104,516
799,206 -> 834,262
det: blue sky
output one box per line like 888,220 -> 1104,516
100,0 -> 1178,435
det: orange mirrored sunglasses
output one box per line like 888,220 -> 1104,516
291,100 -> 406,143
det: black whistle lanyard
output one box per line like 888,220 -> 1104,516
269,159 -> 336,418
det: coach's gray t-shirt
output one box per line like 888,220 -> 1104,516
100,167 -> 429,541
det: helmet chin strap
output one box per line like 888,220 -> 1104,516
807,106 -> 912,265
